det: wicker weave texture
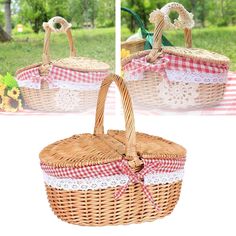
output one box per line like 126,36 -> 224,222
40,74 -> 186,226
125,73 -> 226,110
46,181 -> 182,226
121,3 -> 229,110
121,39 -> 145,55
21,81 -> 98,112
40,130 -> 185,168
16,17 -> 109,112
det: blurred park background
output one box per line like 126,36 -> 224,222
0,0 -> 115,74
121,0 -> 236,70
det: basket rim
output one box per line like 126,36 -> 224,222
121,38 -> 145,46
15,56 -> 110,75
121,47 -> 230,67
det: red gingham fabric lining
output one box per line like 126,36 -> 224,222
123,53 -> 229,75
41,158 -> 186,179
16,65 -> 109,85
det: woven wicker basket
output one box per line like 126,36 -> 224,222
15,16 -> 110,112
39,74 -> 186,226
121,7 -> 146,56
121,39 -> 146,56
122,2 -> 230,110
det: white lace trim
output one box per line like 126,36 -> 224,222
50,80 -> 101,91
144,169 -> 184,185
166,70 -> 227,84
17,79 -> 101,91
17,80 -> 41,89
124,71 -> 144,81
43,174 -> 129,191
54,89 -> 82,111
43,170 -> 184,191
157,80 -> 199,109
124,70 -> 227,84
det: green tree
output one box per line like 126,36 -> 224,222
96,0 -> 115,27
19,0 -> 48,33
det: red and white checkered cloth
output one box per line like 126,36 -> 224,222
41,157 -> 186,179
114,159 -> 168,211
123,54 -> 228,76
16,65 -> 109,88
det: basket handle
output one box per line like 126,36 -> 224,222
42,16 -> 77,65
94,74 -> 143,171
147,2 -> 194,62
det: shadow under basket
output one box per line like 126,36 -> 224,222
39,74 -> 186,226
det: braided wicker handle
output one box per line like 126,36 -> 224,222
94,74 -> 143,171
42,16 -> 76,65
148,2 -> 194,62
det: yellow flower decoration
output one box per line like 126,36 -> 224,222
0,82 -> 6,92
7,87 -> 20,99
0,88 -> 4,96
3,96 -> 22,112
121,48 -> 131,59
0,94 -> 4,110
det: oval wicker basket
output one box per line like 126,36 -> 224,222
15,16 -> 110,112
122,2 -> 230,110
39,74 -> 186,226
121,8 -> 146,56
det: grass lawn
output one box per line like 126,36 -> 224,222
0,27 -> 115,75
122,26 -> 236,71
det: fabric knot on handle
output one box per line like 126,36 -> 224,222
31,68 -> 53,88
124,56 -> 169,81
115,159 -> 162,212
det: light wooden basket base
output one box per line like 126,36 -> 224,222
46,181 -> 182,226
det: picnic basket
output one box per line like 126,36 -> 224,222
121,7 -> 146,55
16,16 -> 110,112
39,74 -> 186,226
122,2 -> 230,110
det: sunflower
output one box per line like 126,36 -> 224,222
0,82 -> 6,93
7,87 -> 20,99
121,48 -> 131,59
3,96 -> 22,112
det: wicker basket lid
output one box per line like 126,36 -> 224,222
121,46 -> 230,67
39,130 -> 186,168
121,38 -> 145,46
163,46 -> 230,65
52,57 -> 110,72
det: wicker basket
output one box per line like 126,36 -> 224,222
121,7 -> 146,56
122,2 -> 230,110
15,16 -> 110,112
121,39 -> 146,56
39,74 -> 186,226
